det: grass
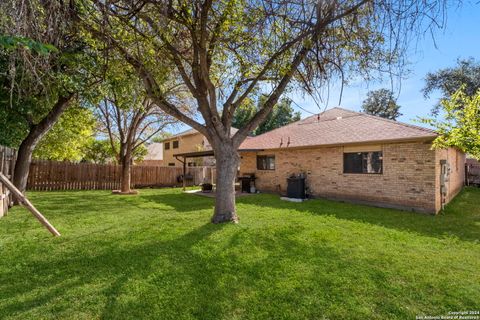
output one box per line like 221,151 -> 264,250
0,187 -> 479,320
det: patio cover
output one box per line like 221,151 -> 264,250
173,149 -> 262,190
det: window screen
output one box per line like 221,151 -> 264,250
343,151 -> 382,174
257,155 -> 275,170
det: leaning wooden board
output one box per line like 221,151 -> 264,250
0,172 -> 60,236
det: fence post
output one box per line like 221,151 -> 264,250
465,164 -> 469,186
0,145 -> 17,217
0,147 -> 5,217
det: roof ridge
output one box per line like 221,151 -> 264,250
331,106 -> 435,133
252,116 -> 306,138
329,106 -> 361,114
357,110 -> 436,133
168,128 -> 197,138
254,107 -> 362,133
166,126 -> 239,140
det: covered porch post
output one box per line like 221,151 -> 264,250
182,157 -> 186,191
172,149 -> 259,192
175,155 -> 187,191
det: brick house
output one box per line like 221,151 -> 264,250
238,107 -> 465,214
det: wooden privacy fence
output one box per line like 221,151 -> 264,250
466,163 -> 480,186
0,146 -> 17,217
27,160 -> 213,191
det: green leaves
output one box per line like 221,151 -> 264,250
0,35 -> 58,55
34,105 -> 96,161
421,87 -> 480,159
232,96 -> 300,135
423,58 -> 480,115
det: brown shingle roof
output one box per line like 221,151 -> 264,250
239,107 -> 437,150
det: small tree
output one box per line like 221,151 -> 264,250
361,89 -> 402,120
97,72 -> 177,193
421,88 -> 480,159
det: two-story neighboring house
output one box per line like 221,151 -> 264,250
138,142 -> 164,166
163,128 -> 239,167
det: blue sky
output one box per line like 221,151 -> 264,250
173,2 -> 479,134
288,2 -> 480,125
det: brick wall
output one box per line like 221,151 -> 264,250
240,141 -> 451,213
435,148 -> 465,212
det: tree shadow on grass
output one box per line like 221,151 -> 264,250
0,222 -> 225,319
0,221 -> 423,319
1,212 -> 478,319
237,188 -> 480,243
139,193 -> 214,212
27,190 -> 133,216
3,222 -> 350,319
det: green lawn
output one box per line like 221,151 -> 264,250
0,188 -> 479,319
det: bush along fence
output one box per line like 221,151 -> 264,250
0,146 -> 17,217
26,160 -> 214,191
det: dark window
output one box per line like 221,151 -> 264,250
164,142 -> 170,150
168,163 -> 175,167
173,140 -> 179,149
257,155 -> 275,170
344,151 -> 383,174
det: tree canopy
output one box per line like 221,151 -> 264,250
82,139 -> 148,164
33,106 -> 96,161
0,0 -> 102,192
423,58 -> 480,114
421,88 -> 480,159
94,55 -> 177,192
80,0 -> 445,141
361,89 -> 402,120
232,96 -> 301,135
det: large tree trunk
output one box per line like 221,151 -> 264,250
211,143 -> 239,223
13,136 -> 37,196
13,94 -> 73,195
120,151 -> 132,193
